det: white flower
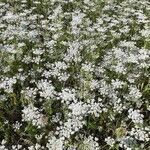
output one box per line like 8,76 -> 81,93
37,80 -> 55,99
88,99 -> 103,117
0,77 -> 16,93
105,137 -> 115,147
46,136 -> 63,150
128,86 -> 142,100
79,135 -> 100,150
71,10 -> 85,26
59,88 -> 76,104
141,29 -> 150,37
111,79 -> 125,89
129,127 -> 150,142
82,63 -> 94,72
128,109 -> 144,124
22,104 -> 47,128
69,101 -> 88,116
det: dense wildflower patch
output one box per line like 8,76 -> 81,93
0,0 -> 150,149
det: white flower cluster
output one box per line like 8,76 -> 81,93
22,104 -> 47,128
37,79 -> 55,99
105,137 -> 115,147
128,108 -> 144,124
0,0 -> 150,149
59,88 -> 76,104
118,136 -> 136,150
46,136 -> 63,150
58,116 -> 86,139
129,127 -> 150,142
0,77 -> 16,93
78,135 -> 99,150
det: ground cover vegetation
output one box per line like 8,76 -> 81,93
0,0 -> 150,149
